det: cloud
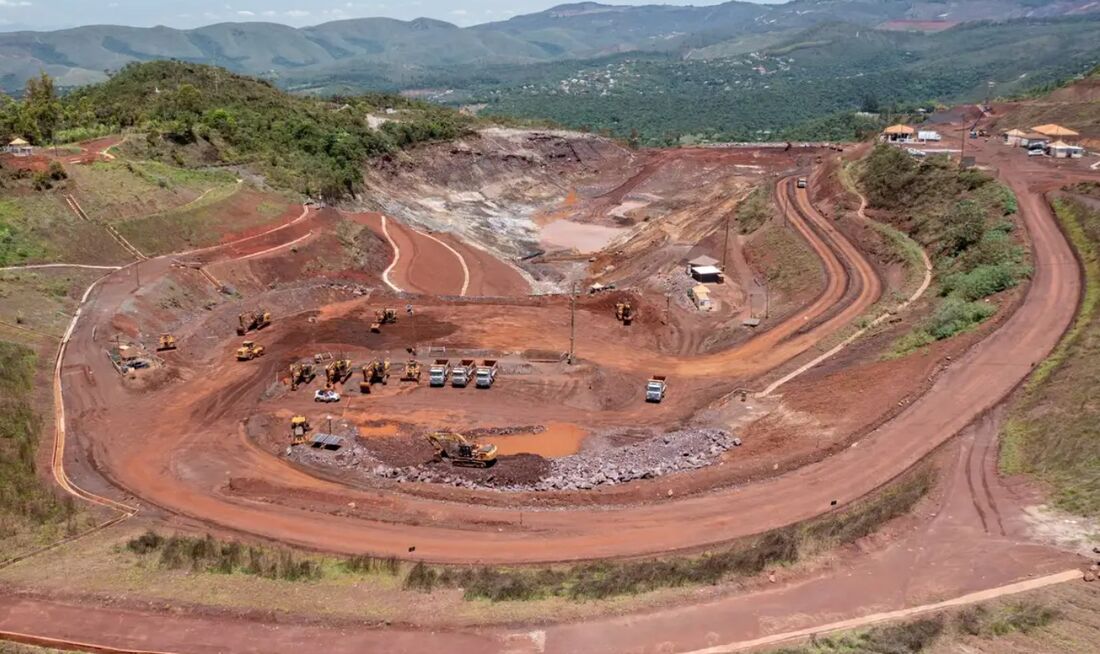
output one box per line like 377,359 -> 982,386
237,10 -> 255,16
0,0 -> 33,7
284,9 -> 310,17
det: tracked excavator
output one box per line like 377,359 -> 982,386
359,359 -> 391,393
237,310 -> 272,336
290,416 -> 312,445
370,308 -> 398,333
426,432 -> 498,468
615,302 -> 635,325
400,360 -> 422,383
289,362 -> 316,390
156,333 -> 177,351
324,358 -> 353,387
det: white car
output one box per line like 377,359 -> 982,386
1027,148 -> 1045,157
314,389 -> 340,403
905,148 -> 927,158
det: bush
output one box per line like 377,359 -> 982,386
941,262 -> 1029,301
127,531 -> 322,581
926,297 -> 996,340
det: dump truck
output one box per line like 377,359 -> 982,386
429,359 -> 451,387
290,415 -> 311,445
475,360 -> 499,389
645,375 -> 667,403
156,333 -> 177,351
289,362 -> 316,390
615,302 -> 635,326
371,308 -> 398,333
426,432 -> 498,468
325,358 -> 353,387
796,177 -> 808,189
235,341 -> 265,361
401,359 -> 422,383
451,359 -> 477,387
236,311 -> 271,336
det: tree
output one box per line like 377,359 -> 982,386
22,72 -> 61,145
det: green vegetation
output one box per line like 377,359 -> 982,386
1001,197 -> 1100,516
126,531 -> 323,581
855,146 -> 1029,355
0,200 -> 47,266
734,184 -> 775,234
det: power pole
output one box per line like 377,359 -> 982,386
959,124 -> 967,170
568,283 -> 577,364
722,211 -> 732,272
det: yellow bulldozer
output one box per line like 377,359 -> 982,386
615,301 -> 635,326
426,432 -> 498,468
235,340 -> 265,361
359,359 -> 391,393
290,362 -> 316,390
290,415 -> 312,445
325,358 -> 353,387
156,333 -> 177,351
400,359 -> 422,383
237,310 -> 272,336
370,308 -> 398,333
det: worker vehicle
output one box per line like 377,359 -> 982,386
314,389 -> 340,403
236,310 -> 271,336
796,177 -> 808,189
235,341 -> 265,361
1027,147 -> 1045,157
290,416 -> 312,445
401,360 -> 422,383
325,359 -> 353,386
426,432 -> 498,468
475,360 -> 499,389
646,375 -> 667,403
451,359 -> 476,387
290,362 -> 316,390
156,333 -> 177,351
429,359 -> 451,387
615,302 -> 635,326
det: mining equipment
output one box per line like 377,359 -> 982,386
475,360 -> 499,388
429,359 -> 451,387
156,333 -> 177,351
451,359 -> 476,387
236,310 -> 271,336
615,301 -> 635,325
325,358 -> 353,387
646,375 -> 667,403
426,432 -> 498,468
360,359 -> 391,393
235,341 -> 265,361
289,362 -> 316,390
371,308 -> 398,332
290,416 -> 311,445
401,360 -> 422,383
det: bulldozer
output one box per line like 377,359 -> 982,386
426,432 -> 498,468
615,301 -> 635,326
289,362 -> 316,390
156,333 -> 177,351
324,358 -> 353,387
290,415 -> 312,445
370,308 -> 398,333
359,359 -> 391,393
235,341 -> 265,361
401,359 -> 422,383
236,310 -> 272,336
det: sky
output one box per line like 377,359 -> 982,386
0,0 -> 782,31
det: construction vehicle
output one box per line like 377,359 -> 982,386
429,359 -> 451,387
615,302 -> 635,326
235,341 -> 265,361
236,310 -> 271,336
371,308 -> 398,333
451,359 -> 476,387
475,360 -> 499,389
290,416 -> 312,445
289,362 -> 316,390
325,358 -> 353,387
796,177 -> 808,189
426,432 -> 498,468
646,375 -> 667,403
359,360 -> 391,393
401,359 -> 422,383
156,333 -> 177,351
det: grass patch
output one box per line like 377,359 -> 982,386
735,183 -> 775,234
0,200 -> 47,266
1000,196 -> 1100,515
126,531 -> 323,581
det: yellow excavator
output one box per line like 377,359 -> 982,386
426,432 -> 498,468
325,358 -> 353,387
235,340 -> 265,361
156,333 -> 177,351
400,359 -> 422,383
237,310 -> 272,336
615,301 -> 635,326
290,362 -> 316,390
359,359 -> 391,393
370,308 -> 398,333
290,415 -> 311,445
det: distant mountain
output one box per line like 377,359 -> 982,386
1,0 -> 1097,94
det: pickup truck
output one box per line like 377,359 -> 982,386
645,375 -> 667,403
796,177 -> 808,189
429,359 -> 451,387
475,360 -> 499,389
452,359 -> 476,387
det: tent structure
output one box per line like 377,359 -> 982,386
882,124 -> 916,142
1031,124 -> 1080,142
4,138 -> 32,156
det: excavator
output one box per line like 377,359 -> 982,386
359,359 -> 391,393
426,432 -> 498,468
400,359 -> 422,383
237,310 -> 272,336
289,362 -> 316,390
156,333 -> 177,351
235,341 -> 265,361
290,415 -> 312,445
324,358 -> 353,387
370,308 -> 398,333
615,301 -> 635,326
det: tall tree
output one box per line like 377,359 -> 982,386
23,72 -> 61,144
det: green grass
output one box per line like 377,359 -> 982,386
734,184 -> 775,234
0,200 -> 47,266
1000,196 -> 1100,515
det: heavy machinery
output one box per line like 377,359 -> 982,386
156,333 -> 177,351
235,341 -> 265,361
796,177 -> 808,189
359,359 -> 391,393
401,360 -> 422,383
325,358 -> 353,387
370,308 -> 398,333
646,375 -> 667,403
289,362 -> 316,390
236,310 -> 271,336
615,302 -> 635,326
426,432 -> 498,468
290,415 -> 311,445
451,359 -> 476,387
475,360 -> 499,389
429,359 -> 451,387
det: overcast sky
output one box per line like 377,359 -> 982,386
0,0 -> 786,31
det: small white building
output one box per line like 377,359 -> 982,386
1003,129 -> 1028,147
1047,140 -> 1085,159
917,130 -> 941,142
4,138 -> 32,156
690,284 -> 713,311
687,255 -> 724,283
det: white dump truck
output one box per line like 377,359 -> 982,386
429,359 -> 451,387
645,375 -> 667,403
451,359 -> 476,387
475,360 -> 499,389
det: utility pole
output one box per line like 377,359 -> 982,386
568,283 -> 577,365
959,124 -> 967,170
722,211 -> 732,272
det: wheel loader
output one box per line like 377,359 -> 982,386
290,362 -> 316,390
426,432 -> 498,468
236,310 -> 272,336
370,308 -> 398,333
400,359 -> 422,383
235,341 -> 265,361
615,302 -> 635,326
156,333 -> 177,351
324,358 -> 353,387
290,415 -> 311,445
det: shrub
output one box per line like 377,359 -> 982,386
926,297 -> 996,340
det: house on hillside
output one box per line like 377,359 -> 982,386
1047,140 -> 1085,159
1031,124 -> 1079,144
3,138 -> 32,156
1002,129 -> 1028,147
687,255 -> 724,283
882,124 -> 916,143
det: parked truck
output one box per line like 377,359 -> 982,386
645,375 -> 667,403
429,359 -> 451,387
475,360 -> 499,389
451,359 -> 477,387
